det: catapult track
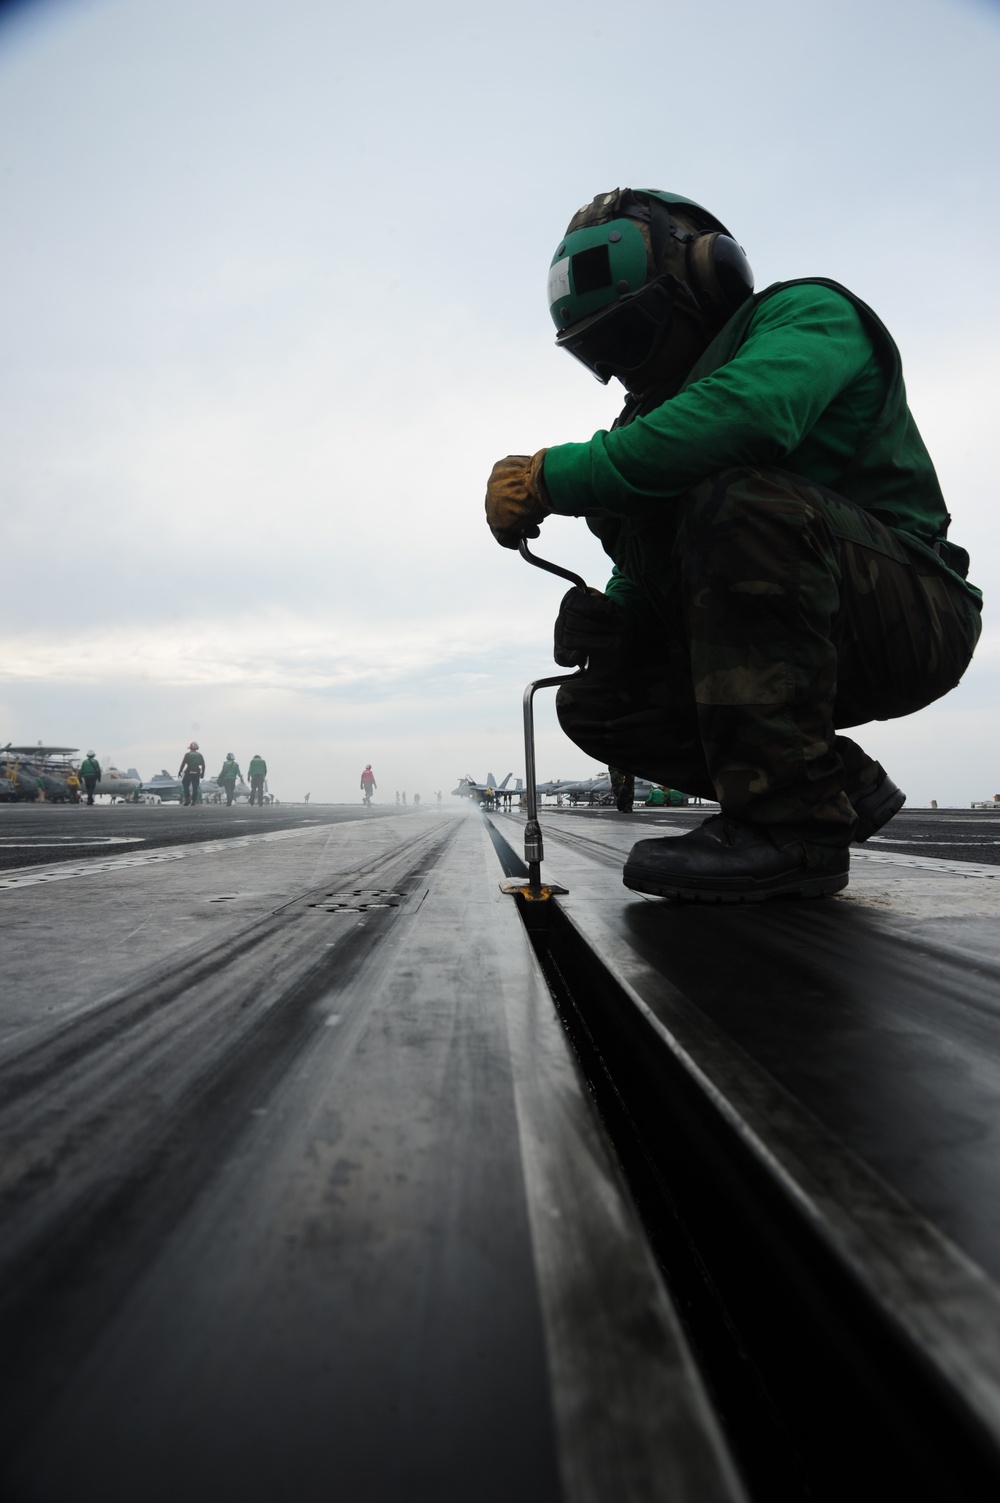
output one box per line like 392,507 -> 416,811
2,800 -> 1000,1500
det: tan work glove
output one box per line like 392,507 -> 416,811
485,449 -> 551,549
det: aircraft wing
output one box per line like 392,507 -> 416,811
2,744 -> 80,756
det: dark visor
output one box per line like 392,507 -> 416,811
555,277 -> 677,383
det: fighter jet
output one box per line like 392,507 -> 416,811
556,774 -> 611,805
141,770 -> 184,803
92,764 -> 143,801
540,773 -> 661,806
141,771 -> 227,804
451,772 -> 517,806
201,777 -> 249,804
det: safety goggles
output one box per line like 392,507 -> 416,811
555,275 -> 679,384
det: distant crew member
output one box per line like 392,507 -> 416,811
66,770 -> 82,804
360,764 -> 376,806
218,753 -> 242,807
611,768 -> 634,814
80,750 -> 101,806
178,742 -> 205,806
248,753 -> 268,806
413,792 -> 420,807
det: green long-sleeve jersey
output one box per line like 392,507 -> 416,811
542,280 -> 979,613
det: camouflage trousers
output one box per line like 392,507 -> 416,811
556,467 -> 981,845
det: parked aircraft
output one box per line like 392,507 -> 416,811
142,773 -> 242,804
556,774 -> 611,804
202,777 -> 248,804
2,744 -> 65,799
1,743 -> 79,801
447,767 -> 697,811
0,744 -> 143,802
451,773 -> 517,805
92,765 -> 142,801
536,773 -> 665,806
142,770 -> 183,802
142,771 -> 228,803
529,775 -> 612,803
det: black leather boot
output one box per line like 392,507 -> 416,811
847,764 -> 905,842
623,815 -> 849,903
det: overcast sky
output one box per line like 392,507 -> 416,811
0,0 -> 997,804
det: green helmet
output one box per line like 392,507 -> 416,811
548,188 -> 753,383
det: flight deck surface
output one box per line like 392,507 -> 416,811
0,800 -> 404,872
1,801 -> 999,1500
494,806 -> 1000,1268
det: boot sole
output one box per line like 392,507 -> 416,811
622,867 -> 849,904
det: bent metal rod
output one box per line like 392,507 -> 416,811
503,536 -> 589,899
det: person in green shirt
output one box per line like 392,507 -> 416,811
247,754 -> 268,806
218,753 -> 242,807
177,742 -> 205,805
485,188 -> 981,903
79,751 -> 102,806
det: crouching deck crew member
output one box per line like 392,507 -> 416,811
485,187 -> 981,902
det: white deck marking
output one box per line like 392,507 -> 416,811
0,826 -> 318,892
853,848 -> 1000,878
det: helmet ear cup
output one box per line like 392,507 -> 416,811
686,232 -> 754,322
